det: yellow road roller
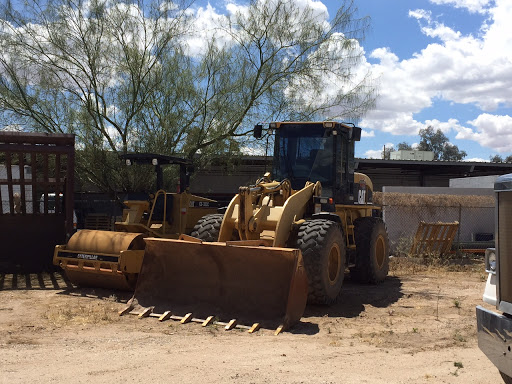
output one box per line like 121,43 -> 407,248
54,154 -> 218,290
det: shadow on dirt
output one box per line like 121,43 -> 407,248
0,268 -> 132,304
0,271 -> 74,290
57,286 -> 133,303
303,275 -> 403,320
289,321 -> 321,335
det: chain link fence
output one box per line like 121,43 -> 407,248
378,193 -> 495,256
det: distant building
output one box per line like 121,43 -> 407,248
449,175 -> 499,189
390,150 -> 435,161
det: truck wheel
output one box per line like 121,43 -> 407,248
297,219 -> 346,305
351,217 -> 389,284
501,372 -> 512,384
190,214 -> 224,242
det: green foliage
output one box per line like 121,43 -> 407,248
490,154 -> 503,163
0,0 -> 376,192
398,126 -> 467,162
417,126 -> 467,161
397,142 -> 413,150
381,146 -> 394,160
490,154 -> 512,163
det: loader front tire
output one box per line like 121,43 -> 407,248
297,219 -> 346,305
351,217 -> 389,284
190,213 -> 224,242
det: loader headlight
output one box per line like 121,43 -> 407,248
485,248 -> 496,274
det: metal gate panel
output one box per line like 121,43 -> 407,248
0,132 -> 74,271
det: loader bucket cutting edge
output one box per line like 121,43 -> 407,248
54,230 -> 147,291
130,238 -> 309,331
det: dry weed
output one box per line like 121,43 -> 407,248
374,192 -> 494,208
43,300 -> 119,326
389,255 -> 485,276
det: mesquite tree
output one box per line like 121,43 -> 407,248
0,0 -> 375,192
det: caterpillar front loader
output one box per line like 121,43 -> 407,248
126,122 -> 389,333
53,154 -> 218,290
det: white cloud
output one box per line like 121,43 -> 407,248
226,0 -> 329,23
1,125 -> 23,132
409,9 -> 432,21
424,118 -> 466,134
463,157 -> 488,162
183,0 -> 331,57
364,149 -> 383,159
361,129 -> 374,138
364,143 -> 394,159
182,3 -> 231,57
360,0 -> 512,152
241,145 -> 265,156
429,0 -> 494,14
455,113 -> 512,153
421,24 -> 461,41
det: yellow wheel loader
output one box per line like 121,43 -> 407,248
126,122 -> 389,333
53,154 -> 218,290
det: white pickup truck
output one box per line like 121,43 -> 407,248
477,174 -> 512,383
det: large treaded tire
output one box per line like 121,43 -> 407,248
190,213 -> 224,242
297,219 -> 346,305
351,217 -> 390,284
501,372 -> 512,384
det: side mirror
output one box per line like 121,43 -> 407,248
253,124 -> 263,139
351,127 -> 362,141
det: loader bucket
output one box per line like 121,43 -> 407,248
54,230 -> 146,290
130,238 -> 308,331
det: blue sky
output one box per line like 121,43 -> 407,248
209,0 -> 511,161
4,0 -> 511,161
322,0 -> 512,160
198,0 -> 512,161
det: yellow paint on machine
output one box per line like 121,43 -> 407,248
128,237 -> 309,331
53,230 -> 146,290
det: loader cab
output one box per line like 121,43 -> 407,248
269,121 -> 361,205
120,153 -> 191,191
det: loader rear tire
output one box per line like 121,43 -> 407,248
190,213 -> 224,242
297,219 -> 346,305
351,217 -> 389,284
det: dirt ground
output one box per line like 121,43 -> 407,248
0,257 -> 503,384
